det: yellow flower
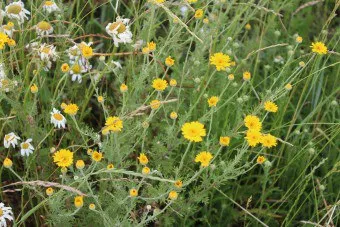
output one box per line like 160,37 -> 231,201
187,0 -> 197,3
152,78 -> 168,91
46,187 -> 54,196
311,42 -> 327,55
257,156 -> 266,164
245,23 -> 251,30
228,74 -> 234,81
60,102 -> 67,109
3,158 -> 13,168
170,79 -> 177,87
74,196 -> 84,208
261,134 -> 277,148
210,53 -> 232,71
285,83 -> 292,91
170,111 -> 178,119
147,41 -> 156,51
0,32 -> 9,49
181,121 -> 206,142
264,101 -> 278,113
81,45 -> 93,59
219,136 -> 230,146
64,103 -> 79,116
195,151 -> 213,167
245,130 -> 262,147
150,99 -> 161,109
53,149 -> 74,168
244,115 -> 262,131
142,166 -> 150,175
129,188 -> 138,197
89,203 -> 96,210
30,84 -> 38,94
120,83 -> 128,92
97,96 -> 104,103
299,61 -> 305,67
243,71 -> 251,81
7,39 -> 16,47
87,149 -> 93,155
107,163 -> 114,170
296,36 -> 303,43
92,151 -> 103,162
76,160 -> 85,169
208,96 -> 219,107
138,153 -> 149,165
174,180 -> 183,188
194,9 -> 204,19
203,18 -> 209,24
168,191 -> 178,200
61,63 -> 70,72
103,116 -> 123,133
142,47 -> 150,54
165,56 -> 175,67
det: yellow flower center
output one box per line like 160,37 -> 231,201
41,47 -> 51,54
22,143 -> 29,149
109,22 -> 126,33
44,1 -> 54,6
72,64 -> 81,73
0,208 -> 3,216
7,5 -> 22,14
37,21 -> 52,30
5,135 -> 11,141
53,113 -> 63,121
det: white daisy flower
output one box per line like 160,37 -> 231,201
5,1 -> 30,24
4,132 -> 20,148
106,17 -> 133,47
38,44 -> 58,71
0,202 -> 14,227
67,44 -> 81,60
20,138 -> 34,156
50,108 -> 66,128
69,62 -> 86,83
35,21 -> 54,36
42,1 -> 60,13
1,22 -> 15,38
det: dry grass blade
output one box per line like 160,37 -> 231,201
293,0 -> 324,16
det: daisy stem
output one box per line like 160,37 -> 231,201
9,168 -> 24,181
176,142 -> 192,178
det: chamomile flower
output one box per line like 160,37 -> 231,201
35,21 -> 53,36
50,108 -> 66,128
4,132 -> 20,148
42,1 -> 60,13
2,22 -> 14,37
38,44 -> 58,71
0,202 -> 14,227
5,1 -> 30,24
69,62 -> 86,83
20,138 -> 34,157
106,17 -> 133,47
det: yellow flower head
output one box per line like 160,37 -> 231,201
264,101 -> 278,113
7,39 -> 16,47
120,83 -> 128,92
81,45 -> 93,59
208,96 -> 219,107
92,151 -> 103,162
142,166 -> 150,175
165,56 -> 175,67
130,188 -> 138,197
0,32 -> 9,49
74,196 -> 84,208
147,41 -> 156,51
53,149 -> 74,168
3,158 -> 13,168
187,0 -> 198,3
169,191 -> 178,200
150,99 -> 161,109
261,134 -> 277,148
30,84 -> 38,94
76,160 -> 85,169
195,151 -> 213,167
285,83 -> 292,91
170,79 -> 177,87
46,187 -> 54,196
61,63 -> 70,72
170,111 -> 178,120
203,18 -> 209,24
194,9 -> 204,19
89,203 -> 96,210
97,96 -> 104,103
64,103 -> 79,116
296,36 -> 303,43
210,53 -> 232,71
181,121 -> 206,142
103,116 -> 123,133
244,115 -> 262,131
107,163 -> 114,170
245,23 -> 251,30
228,74 -> 235,81
245,130 -> 262,147
219,136 -> 230,146
138,153 -> 149,165
174,180 -> 183,188
243,71 -> 251,81
311,42 -> 327,55
257,156 -> 266,164
152,78 -> 168,91
142,47 -> 150,54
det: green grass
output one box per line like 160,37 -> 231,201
0,0 -> 339,226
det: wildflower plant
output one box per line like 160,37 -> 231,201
0,0 -> 339,226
